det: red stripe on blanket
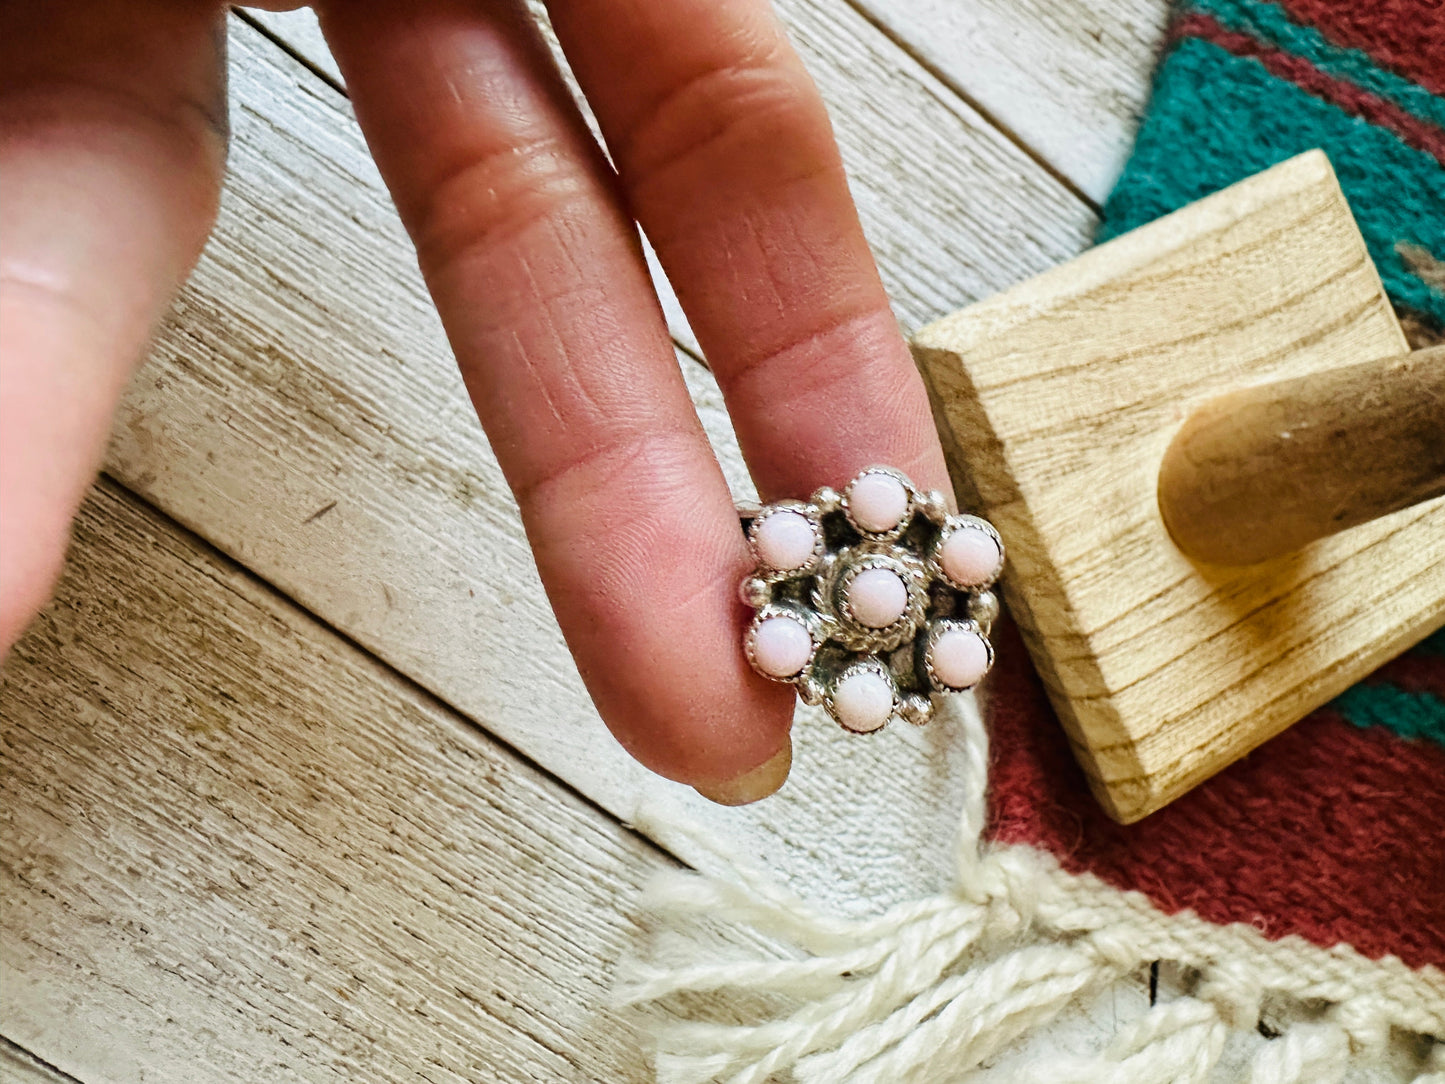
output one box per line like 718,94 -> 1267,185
984,619 -> 1445,970
1173,13 -> 1445,165
1363,651 -> 1445,699
1273,0 -> 1445,96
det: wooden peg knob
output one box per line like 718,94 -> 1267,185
1158,345 -> 1445,566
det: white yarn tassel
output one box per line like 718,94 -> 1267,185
623,696 -> 1445,1082
1024,998 -> 1228,1084
1247,1021 -> 1350,1084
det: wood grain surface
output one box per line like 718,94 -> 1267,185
847,0 -> 1166,202
915,151 -> 1445,823
99,16 -> 1099,912
1,482 -> 669,1083
0,1041 -> 71,1084
250,0 -> 1168,205
1158,344 -> 1445,565
1,2 -> 1185,1079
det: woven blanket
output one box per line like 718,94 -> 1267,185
632,2 -> 1445,1079
991,0 -> 1445,970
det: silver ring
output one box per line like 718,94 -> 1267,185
739,466 -> 1003,734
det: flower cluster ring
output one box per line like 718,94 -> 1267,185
739,466 -> 1003,734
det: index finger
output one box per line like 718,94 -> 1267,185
317,0 -> 795,800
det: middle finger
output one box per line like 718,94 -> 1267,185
545,0 -> 952,503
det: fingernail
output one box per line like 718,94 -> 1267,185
693,738 -> 792,807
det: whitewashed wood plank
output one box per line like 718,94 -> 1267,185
247,0 -> 1162,208
780,0 -> 1097,323
850,0 -> 1169,203
1,481 -> 669,1083
103,17 -> 1095,914
0,1042 -> 71,1084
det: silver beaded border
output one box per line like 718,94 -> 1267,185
898,691 -> 935,726
824,656 -> 899,734
920,617 -> 996,693
816,547 -> 930,654
742,602 -> 826,684
929,514 -> 1005,592
746,500 -> 828,582
965,589 -> 1001,636
841,466 -> 916,542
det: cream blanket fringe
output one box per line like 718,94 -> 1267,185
623,700 -> 1445,1083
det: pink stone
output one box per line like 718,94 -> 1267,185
847,568 -> 908,628
832,669 -> 894,732
750,616 -> 813,678
940,527 -> 1001,587
753,510 -> 817,571
930,628 -> 990,689
847,472 -> 909,533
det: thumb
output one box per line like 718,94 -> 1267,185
0,0 -> 228,655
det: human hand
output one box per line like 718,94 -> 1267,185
0,0 -> 951,804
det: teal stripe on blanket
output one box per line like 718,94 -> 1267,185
1098,39 -> 1445,326
1333,683 -> 1445,749
1183,0 -> 1445,131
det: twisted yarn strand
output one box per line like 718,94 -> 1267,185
1246,1020 -> 1351,1084
1022,998 -> 1230,1084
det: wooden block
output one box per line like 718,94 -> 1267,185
912,151 -> 1445,823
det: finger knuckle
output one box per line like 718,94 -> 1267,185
725,306 -> 904,410
512,426 -> 702,514
618,53 -> 824,197
409,136 -> 595,281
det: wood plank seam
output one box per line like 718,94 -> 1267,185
93,469 -> 675,870
234,10 -> 345,98
0,1038 -> 76,1084
834,0 -> 1099,209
